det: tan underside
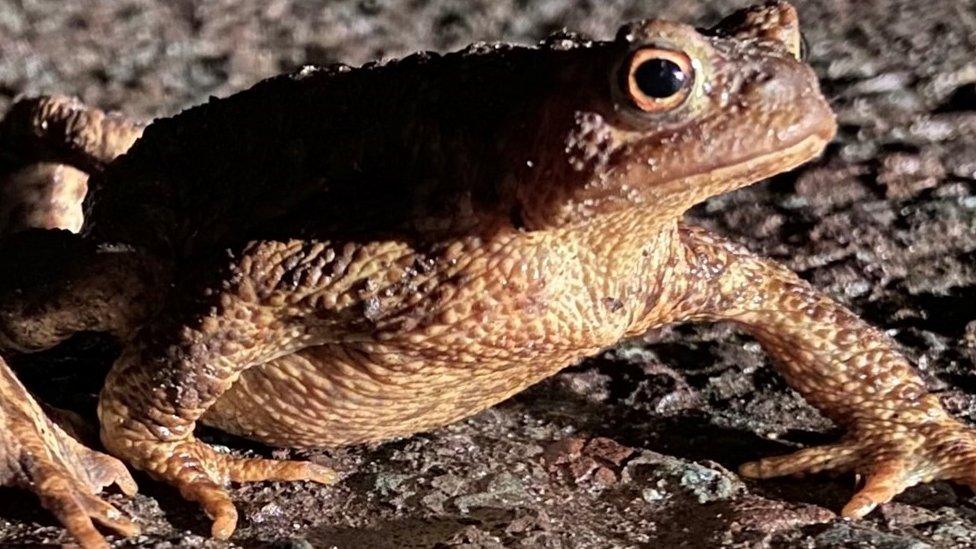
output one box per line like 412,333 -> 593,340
202,343 -> 584,448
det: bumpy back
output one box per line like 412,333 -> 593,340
83,44 -> 576,256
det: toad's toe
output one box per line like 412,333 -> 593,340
739,441 -> 861,479
743,416 -> 976,518
125,436 -> 336,540
840,460 -> 915,518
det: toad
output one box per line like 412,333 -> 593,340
2,3 -> 974,547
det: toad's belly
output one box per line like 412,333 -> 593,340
202,343 -> 585,448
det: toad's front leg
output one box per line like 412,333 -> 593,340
97,241 -> 341,539
664,223 -> 976,518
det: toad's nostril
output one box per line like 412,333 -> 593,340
751,70 -> 803,108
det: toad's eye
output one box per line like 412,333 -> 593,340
623,48 -> 694,113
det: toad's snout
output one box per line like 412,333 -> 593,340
750,57 -> 837,149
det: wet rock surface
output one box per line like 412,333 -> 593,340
1,0 -> 976,546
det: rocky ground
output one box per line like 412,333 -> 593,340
1,0 -> 976,547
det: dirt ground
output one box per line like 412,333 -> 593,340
1,0 -> 976,547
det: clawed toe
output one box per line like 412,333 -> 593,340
33,463 -> 140,549
741,443 -> 918,519
74,490 -> 140,537
840,460 -> 914,518
73,439 -> 139,496
223,454 -> 338,485
739,442 -> 860,479
138,437 -> 337,540
178,479 -> 239,540
741,445 -> 913,518
741,418 -> 976,519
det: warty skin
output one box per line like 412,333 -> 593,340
1,3 -> 975,548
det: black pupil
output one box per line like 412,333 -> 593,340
633,58 -> 686,99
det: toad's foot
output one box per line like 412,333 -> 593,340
0,359 -> 138,549
740,416 -> 976,518
120,436 -> 337,539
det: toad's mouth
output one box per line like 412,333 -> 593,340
648,122 -> 836,205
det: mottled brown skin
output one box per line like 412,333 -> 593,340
1,3 -> 975,548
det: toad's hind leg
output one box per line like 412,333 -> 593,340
0,354 -> 139,549
97,240 -> 348,540
665,223 -> 976,518
0,96 -> 155,350
0,95 -> 144,237
0,231 -> 163,549
0,96 -> 152,548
